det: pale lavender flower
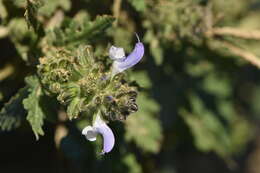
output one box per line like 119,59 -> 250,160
82,114 -> 115,154
110,34 -> 144,75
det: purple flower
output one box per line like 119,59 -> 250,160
110,34 -> 144,75
82,114 -> 115,154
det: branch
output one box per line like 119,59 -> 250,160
112,0 -> 122,26
54,110 -> 68,148
0,64 -> 14,81
207,27 -> 260,40
222,41 -> 260,69
0,26 -> 9,38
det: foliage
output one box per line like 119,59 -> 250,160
126,93 -> 162,153
47,15 -> 115,46
0,87 -> 28,131
1,0 -> 260,172
23,75 -> 45,140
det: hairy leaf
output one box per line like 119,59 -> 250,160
23,75 -> 45,140
49,15 -> 115,46
0,87 -> 29,131
24,0 -> 44,33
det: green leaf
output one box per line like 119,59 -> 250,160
150,38 -> 163,66
38,0 -> 71,17
23,75 -> 45,140
131,71 -> 152,88
125,93 -> 162,153
122,154 -> 142,173
67,97 -> 81,120
0,87 -> 29,131
201,73 -> 231,98
180,109 -> 229,157
12,0 -> 27,8
181,104 -> 252,157
8,18 -> 38,62
50,15 -> 115,46
24,0 -> 44,33
127,0 -> 147,12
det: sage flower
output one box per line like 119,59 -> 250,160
110,33 -> 144,75
82,114 -> 115,154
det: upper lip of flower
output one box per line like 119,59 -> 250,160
82,114 -> 115,154
109,46 -> 126,61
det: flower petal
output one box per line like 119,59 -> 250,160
82,126 -> 97,141
95,123 -> 115,154
109,46 -> 126,61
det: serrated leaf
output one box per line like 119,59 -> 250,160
0,87 -> 29,131
180,109 -> 229,156
50,15 -> 115,46
24,0 -> 44,35
23,75 -> 45,140
125,93 -> 162,153
180,94 -> 231,157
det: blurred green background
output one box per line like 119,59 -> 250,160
1,0 -> 260,173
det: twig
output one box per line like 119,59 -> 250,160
54,110 -> 68,148
0,26 -> 9,38
222,41 -> 260,68
0,64 -> 14,81
112,0 -> 122,26
207,27 -> 260,40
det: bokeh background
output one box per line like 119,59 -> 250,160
1,0 -> 260,173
